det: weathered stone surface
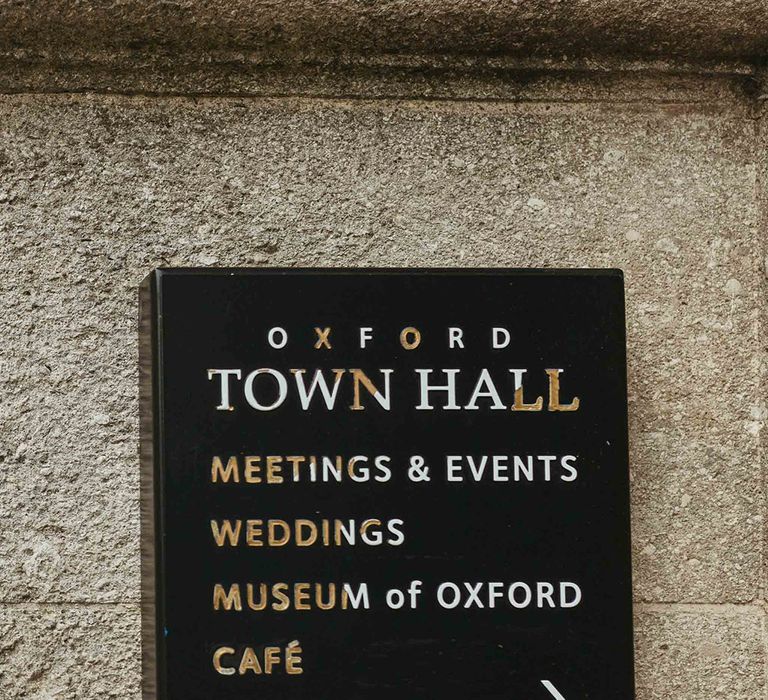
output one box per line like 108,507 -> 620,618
0,91 -> 761,605
631,434 -> 763,603
0,52 -> 755,102
634,606 -> 766,699
0,604 -> 140,699
0,1 -> 767,62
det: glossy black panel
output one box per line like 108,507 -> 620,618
140,268 -> 634,700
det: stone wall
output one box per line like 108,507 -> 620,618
0,3 -> 766,698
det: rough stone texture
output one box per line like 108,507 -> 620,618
634,606 -> 766,699
0,91 -> 762,604
0,1 -> 767,62
0,51 -> 757,102
0,605 -> 140,699
0,62 -> 765,698
759,100 -> 768,642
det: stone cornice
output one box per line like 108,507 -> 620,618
0,1 -> 766,64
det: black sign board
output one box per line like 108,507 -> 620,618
140,269 -> 634,700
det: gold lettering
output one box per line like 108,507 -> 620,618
295,519 -> 318,547
213,647 -> 236,675
513,387 -> 543,411
245,519 -> 264,546
264,647 -> 281,674
287,455 -> 305,481
314,327 -> 332,349
321,518 -> 330,545
272,583 -> 290,611
360,518 -> 381,537
268,520 -> 291,546
212,456 -> 239,483
213,584 -> 242,611
316,583 -> 336,610
286,641 -> 303,675
266,456 -> 284,484
349,369 -> 384,411
247,583 -> 267,611
208,582 -> 363,613
239,647 -> 263,675
211,519 -> 242,547
399,326 -> 421,350
244,456 -> 262,483
294,583 -> 311,610
334,519 -> 354,545
546,369 -> 580,411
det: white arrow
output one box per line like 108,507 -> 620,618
541,680 -> 566,700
